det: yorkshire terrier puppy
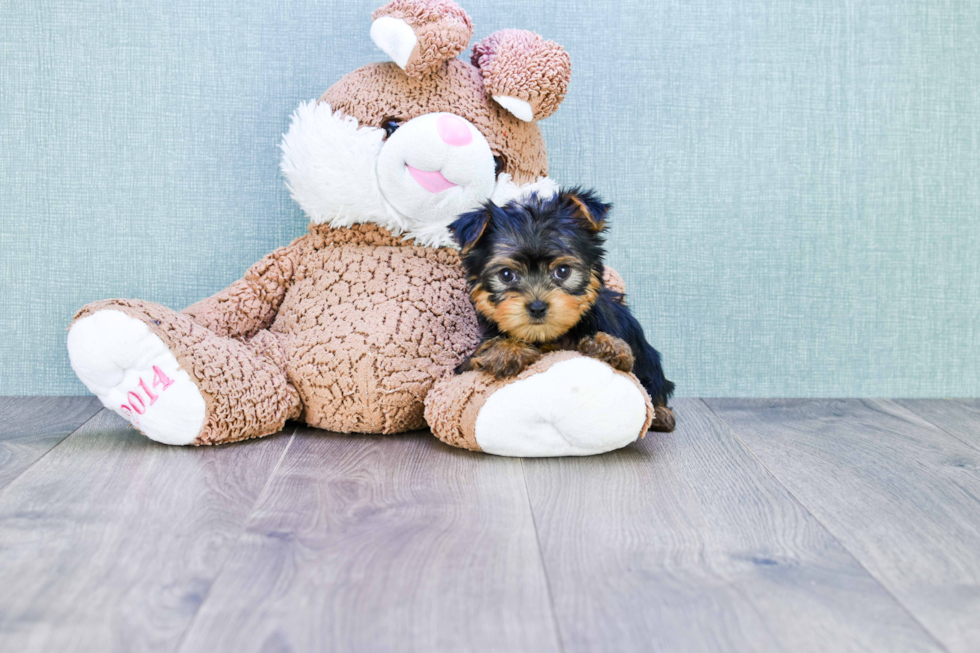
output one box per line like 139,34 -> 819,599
449,188 -> 675,413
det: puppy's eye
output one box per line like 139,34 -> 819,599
383,119 -> 402,139
494,156 -> 505,176
553,265 -> 571,281
498,268 -> 516,284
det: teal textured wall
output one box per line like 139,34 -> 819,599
2,0 -> 978,396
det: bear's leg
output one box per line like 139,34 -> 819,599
68,300 -> 301,445
425,351 -> 674,457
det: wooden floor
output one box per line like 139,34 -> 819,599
1,398 -> 979,652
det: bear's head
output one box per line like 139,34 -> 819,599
280,0 -> 571,247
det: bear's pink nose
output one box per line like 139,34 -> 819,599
437,114 -> 473,147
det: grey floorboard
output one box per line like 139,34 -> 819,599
0,396 -> 102,491
178,427 -> 560,653
521,398 -> 941,653
0,410 -> 293,653
706,398 -> 980,653
894,399 -> 980,451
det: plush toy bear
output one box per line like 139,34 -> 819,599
67,0 -> 674,456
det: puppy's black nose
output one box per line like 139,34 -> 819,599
527,300 -> 549,319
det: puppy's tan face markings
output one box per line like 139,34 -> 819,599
536,273 -> 601,340
471,252 -> 599,343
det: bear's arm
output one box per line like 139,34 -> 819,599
181,236 -> 308,340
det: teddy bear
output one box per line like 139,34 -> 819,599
67,0 -> 674,457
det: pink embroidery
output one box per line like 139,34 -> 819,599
120,366 -> 176,421
138,378 -> 159,405
153,366 -> 174,391
127,391 -> 146,414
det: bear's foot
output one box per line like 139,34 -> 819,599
475,356 -> 649,456
68,310 -> 205,445
426,351 -> 655,457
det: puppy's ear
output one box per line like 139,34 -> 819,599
449,204 -> 493,253
560,187 -> 611,232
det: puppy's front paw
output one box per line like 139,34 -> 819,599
578,332 -> 634,372
470,338 -> 542,379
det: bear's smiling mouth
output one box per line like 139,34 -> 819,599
406,164 -> 458,193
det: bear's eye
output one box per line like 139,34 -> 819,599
494,156 -> 505,176
383,119 -> 402,139
498,268 -> 517,284
553,265 -> 571,281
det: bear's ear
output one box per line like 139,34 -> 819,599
471,29 -> 571,122
449,203 -> 495,254
371,0 -> 473,78
559,187 -> 611,232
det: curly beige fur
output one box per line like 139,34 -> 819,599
471,29 -> 571,120
373,0 -> 474,77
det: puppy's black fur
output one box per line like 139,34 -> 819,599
449,187 -> 674,408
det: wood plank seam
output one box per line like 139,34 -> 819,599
700,398 -> 954,653
171,426 -> 299,653
0,405 -> 106,501
520,458 -> 568,653
892,400 -> 980,455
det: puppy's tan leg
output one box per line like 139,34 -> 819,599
577,332 -> 634,373
468,337 -> 542,379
